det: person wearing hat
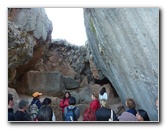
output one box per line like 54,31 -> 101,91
14,99 -> 31,121
30,92 -> 42,109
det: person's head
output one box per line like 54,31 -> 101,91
19,99 -> 29,111
8,93 -> 14,108
118,112 -> 138,121
100,99 -> 107,107
136,109 -> 150,121
83,108 -> 96,121
91,93 -> 98,100
125,98 -> 136,109
32,92 -> 42,99
63,92 -> 71,100
42,98 -> 51,106
37,105 -> 53,121
99,87 -> 106,95
68,96 -> 76,105
156,98 -> 159,110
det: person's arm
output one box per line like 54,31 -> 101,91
59,99 -> 66,108
90,101 -> 97,112
75,107 -> 80,120
36,100 -> 42,109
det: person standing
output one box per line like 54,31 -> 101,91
42,97 -> 56,121
59,92 -> 71,121
95,99 -> 118,121
83,108 -> 96,121
30,92 -> 42,109
14,99 -> 31,121
96,99 -> 118,121
125,98 -> 137,116
8,93 -> 15,121
90,93 -> 100,112
64,96 -> 80,121
99,87 -> 108,101
36,105 -> 53,121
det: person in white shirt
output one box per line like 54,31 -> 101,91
99,87 -> 108,100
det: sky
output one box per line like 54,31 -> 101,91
45,8 -> 87,46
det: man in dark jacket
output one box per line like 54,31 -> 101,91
8,94 -> 15,121
95,99 -> 118,121
14,99 -> 31,121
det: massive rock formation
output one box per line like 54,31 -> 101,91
8,8 -> 52,41
8,8 -> 53,88
84,8 -> 159,121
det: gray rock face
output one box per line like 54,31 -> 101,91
8,21 -> 34,69
84,8 -> 159,121
9,8 -> 53,41
8,8 -> 53,86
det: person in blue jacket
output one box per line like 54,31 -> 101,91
30,92 -> 42,109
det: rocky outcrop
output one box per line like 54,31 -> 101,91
37,39 -> 94,84
84,8 -> 159,121
8,8 -> 125,121
8,8 -> 53,88
8,21 -> 35,69
8,8 -> 52,41
19,71 -> 80,97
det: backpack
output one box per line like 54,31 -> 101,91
29,100 -> 39,121
65,107 -> 77,121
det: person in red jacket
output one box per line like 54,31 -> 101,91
83,107 -> 96,121
59,92 -> 71,121
90,93 -> 100,112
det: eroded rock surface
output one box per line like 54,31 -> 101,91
84,8 -> 159,121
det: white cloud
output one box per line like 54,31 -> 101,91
45,8 -> 87,46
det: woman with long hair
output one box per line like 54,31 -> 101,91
59,92 -> 71,121
37,105 -> 53,121
42,98 -> 56,121
136,109 -> 150,121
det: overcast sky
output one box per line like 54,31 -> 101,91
45,8 -> 87,46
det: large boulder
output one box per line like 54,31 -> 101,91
19,71 -> 80,97
84,8 -> 159,121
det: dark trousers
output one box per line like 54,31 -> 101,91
62,113 -> 65,121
